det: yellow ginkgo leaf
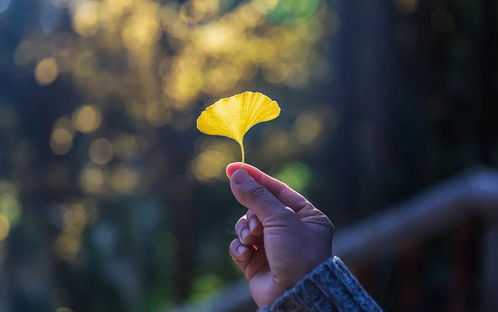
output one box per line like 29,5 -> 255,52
196,91 -> 280,165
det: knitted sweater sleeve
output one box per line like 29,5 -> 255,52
258,256 -> 383,312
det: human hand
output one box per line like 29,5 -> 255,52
227,163 -> 333,308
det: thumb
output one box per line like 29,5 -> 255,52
230,169 -> 292,222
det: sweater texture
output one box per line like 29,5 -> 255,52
259,257 -> 383,312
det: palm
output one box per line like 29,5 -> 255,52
247,251 -> 287,308
246,213 -> 332,307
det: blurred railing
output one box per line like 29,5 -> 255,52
172,168 -> 498,312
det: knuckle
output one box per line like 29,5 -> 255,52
263,208 -> 295,226
240,183 -> 268,201
295,200 -> 315,212
228,239 -> 238,254
303,201 -> 315,210
235,216 -> 247,233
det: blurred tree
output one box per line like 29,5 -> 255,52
1,0 -> 497,311
1,0 -> 332,310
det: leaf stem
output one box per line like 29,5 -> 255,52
240,142 -> 245,167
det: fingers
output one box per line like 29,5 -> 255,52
230,169 -> 295,222
235,214 -> 263,246
247,211 -> 264,236
229,238 -> 253,272
230,212 -> 264,277
229,238 -> 268,281
227,163 -> 310,212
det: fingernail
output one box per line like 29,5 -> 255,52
249,218 -> 258,232
237,245 -> 246,255
231,169 -> 249,185
226,162 -> 242,179
241,228 -> 249,241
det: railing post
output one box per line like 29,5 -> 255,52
480,219 -> 498,312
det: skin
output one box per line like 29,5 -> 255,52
226,163 -> 334,308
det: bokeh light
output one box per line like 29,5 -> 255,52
80,166 -> 105,194
0,216 -> 10,241
50,128 -> 73,155
89,138 -> 114,165
35,57 -> 59,86
267,0 -> 320,24
72,105 -> 102,133
192,139 -> 238,182
145,102 -> 171,127
72,1 -> 100,37
292,112 -> 324,145
110,167 -> 138,194
274,162 -> 311,193
0,181 -> 21,226
50,117 -> 75,155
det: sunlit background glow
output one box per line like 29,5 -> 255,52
2,0 -> 488,310
0,0 -> 333,308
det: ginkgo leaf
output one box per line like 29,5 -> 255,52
196,91 -> 280,164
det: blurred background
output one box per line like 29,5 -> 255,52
1,0 -> 498,311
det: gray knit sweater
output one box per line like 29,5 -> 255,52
259,257 -> 383,312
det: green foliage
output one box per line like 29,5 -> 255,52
189,273 -> 225,302
274,162 -> 312,193
268,0 -> 321,24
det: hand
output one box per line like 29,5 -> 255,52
227,163 -> 333,308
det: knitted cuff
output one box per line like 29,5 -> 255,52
259,256 -> 383,312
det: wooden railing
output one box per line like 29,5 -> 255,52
172,168 -> 498,312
